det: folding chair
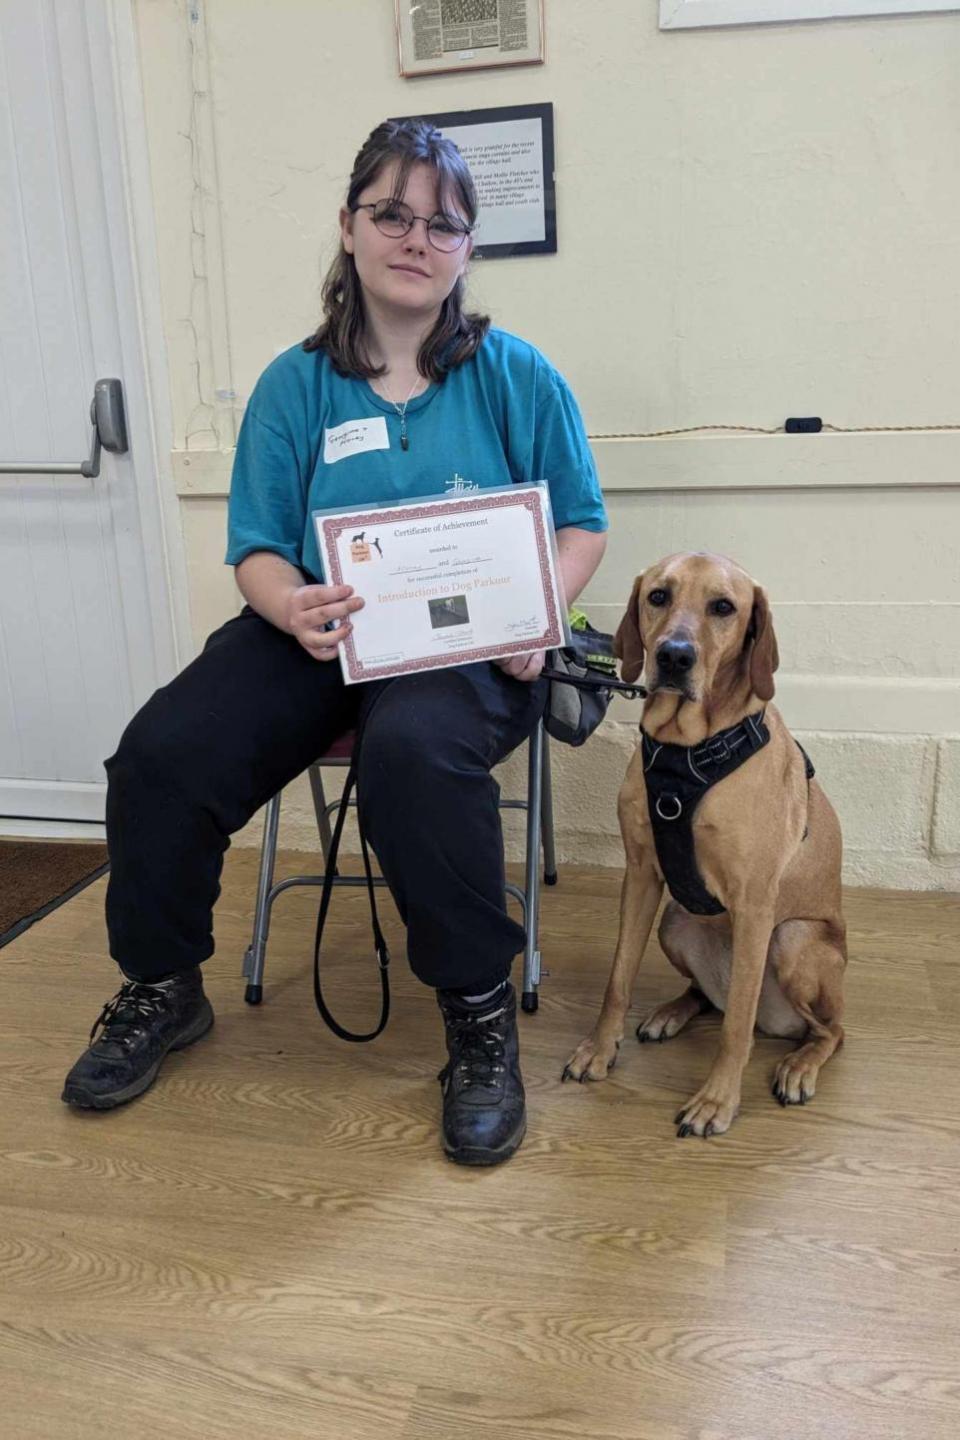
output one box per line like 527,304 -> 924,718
242,719 -> 556,1014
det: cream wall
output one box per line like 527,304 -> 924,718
133,0 -> 959,888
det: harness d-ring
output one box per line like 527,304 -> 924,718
655,793 -> 682,821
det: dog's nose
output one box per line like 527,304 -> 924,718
656,639 -> 696,674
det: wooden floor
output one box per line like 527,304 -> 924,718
2,853 -> 959,1440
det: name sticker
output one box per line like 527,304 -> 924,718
323,417 -> 389,465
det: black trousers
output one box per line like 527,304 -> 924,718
104,608 -> 548,991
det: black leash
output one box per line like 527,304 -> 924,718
312,755 -> 391,1042
310,657 -> 645,1044
540,665 -> 647,700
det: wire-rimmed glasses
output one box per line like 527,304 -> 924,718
352,198 -> 473,253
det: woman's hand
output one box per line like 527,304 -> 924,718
288,583 -> 365,661
496,650 -> 546,683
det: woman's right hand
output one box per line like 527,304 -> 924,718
287,583 -> 365,661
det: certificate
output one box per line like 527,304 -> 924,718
314,485 -> 567,685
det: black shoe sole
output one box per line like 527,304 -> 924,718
443,1114 -> 527,1167
61,1003 -> 214,1111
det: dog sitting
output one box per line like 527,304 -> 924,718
563,552 -> 847,1138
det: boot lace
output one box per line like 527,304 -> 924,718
441,1003 -> 508,1092
89,981 -> 173,1051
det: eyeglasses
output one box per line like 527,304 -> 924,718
352,198 -> 473,253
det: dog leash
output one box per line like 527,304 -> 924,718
540,666 -> 647,700
311,662 -> 644,1044
312,745 -> 391,1043
312,754 -> 390,1042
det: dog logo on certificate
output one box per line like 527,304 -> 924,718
350,531 -> 383,562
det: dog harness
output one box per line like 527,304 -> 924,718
642,712 -> 816,916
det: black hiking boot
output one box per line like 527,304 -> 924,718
61,968 -> 213,1110
436,981 -> 526,1166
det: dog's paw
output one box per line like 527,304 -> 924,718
674,1089 -> 740,1138
636,999 -> 693,1044
562,1034 -> 620,1084
772,1046 -> 821,1106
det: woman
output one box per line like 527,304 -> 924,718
62,119 -> 607,1166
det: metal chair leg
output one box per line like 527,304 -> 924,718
520,721 -> 545,1014
540,730 -> 557,886
307,764 -> 333,863
242,792 -> 281,1004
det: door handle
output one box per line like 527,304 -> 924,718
0,378 -> 128,477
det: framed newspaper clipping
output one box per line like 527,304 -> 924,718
395,0 -> 544,78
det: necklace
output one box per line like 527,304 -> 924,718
382,374 -> 426,451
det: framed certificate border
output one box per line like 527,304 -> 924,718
390,103 -> 556,259
316,487 -> 566,685
395,0 -> 544,78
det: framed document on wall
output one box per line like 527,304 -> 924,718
392,102 -> 556,259
395,0 -> 544,78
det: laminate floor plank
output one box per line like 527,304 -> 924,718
2,857 -> 957,1439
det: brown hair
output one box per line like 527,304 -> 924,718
304,119 -> 490,381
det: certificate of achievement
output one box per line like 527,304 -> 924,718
314,484 -> 567,685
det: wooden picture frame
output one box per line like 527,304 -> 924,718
395,0 -> 544,78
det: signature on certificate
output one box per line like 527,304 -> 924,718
506,615 -> 539,634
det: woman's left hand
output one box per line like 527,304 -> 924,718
496,650 -> 546,683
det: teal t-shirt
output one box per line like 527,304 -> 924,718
226,327 -> 607,582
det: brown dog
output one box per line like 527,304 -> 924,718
563,553 -> 847,1137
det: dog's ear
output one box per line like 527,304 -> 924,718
747,585 -> 779,701
614,573 -> 645,683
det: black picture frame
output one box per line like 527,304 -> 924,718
390,102 -> 556,260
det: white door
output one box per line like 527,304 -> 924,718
0,1 -> 178,824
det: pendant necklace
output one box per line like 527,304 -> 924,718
384,374 -> 425,451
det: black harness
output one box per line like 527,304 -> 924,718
641,711 -> 815,916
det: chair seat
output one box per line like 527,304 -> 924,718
319,730 -> 356,764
